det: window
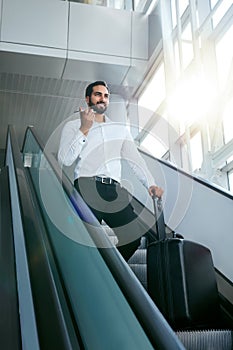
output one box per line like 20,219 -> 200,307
215,24 -> 233,91
223,97 -> 233,144
168,73 -> 215,129
228,170 -> 233,192
140,133 -> 168,158
171,0 -> 177,28
173,22 -> 194,74
181,22 -> 194,69
140,111 -> 169,158
174,40 -> 181,76
211,0 -> 232,28
136,0 -> 233,191
138,63 -> 166,130
190,131 -> 203,171
171,0 -> 189,28
179,0 -> 189,16
210,0 -> 219,8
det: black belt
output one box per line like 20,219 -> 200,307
75,176 -> 118,185
94,176 -> 118,185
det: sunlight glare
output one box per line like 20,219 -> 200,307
168,75 -> 216,126
223,98 -> 233,143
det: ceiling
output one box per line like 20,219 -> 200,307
0,72 -> 135,152
0,1 -> 154,153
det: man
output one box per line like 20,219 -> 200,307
58,81 -> 163,260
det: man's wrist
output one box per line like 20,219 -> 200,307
79,126 -> 89,136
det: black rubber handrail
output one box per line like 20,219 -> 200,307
139,148 -> 233,201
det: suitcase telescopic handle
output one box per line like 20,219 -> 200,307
152,195 -> 166,241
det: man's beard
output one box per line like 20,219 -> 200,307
89,98 -> 107,114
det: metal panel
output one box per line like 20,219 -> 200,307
63,50 -> 130,84
122,58 -> 148,86
69,2 -> 131,57
1,0 -> 68,49
0,43 -> 66,78
132,12 -> 149,60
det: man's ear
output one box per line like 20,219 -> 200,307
86,96 -> 90,106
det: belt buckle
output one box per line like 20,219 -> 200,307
101,176 -> 111,184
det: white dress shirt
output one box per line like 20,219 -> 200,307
58,114 -> 156,189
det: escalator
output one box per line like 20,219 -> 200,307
2,124 -> 233,349
4,125 -> 186,349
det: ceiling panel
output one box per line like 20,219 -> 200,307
0,72 -> 134,152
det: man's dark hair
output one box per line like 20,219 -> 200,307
85,81 -> 110,99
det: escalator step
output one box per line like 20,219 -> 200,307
128,248 -> 147,289
176,329 -> 233,350
128,249 -> 147,264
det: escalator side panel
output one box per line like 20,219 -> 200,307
0,167 -> 21,349
6,127 -> 81,349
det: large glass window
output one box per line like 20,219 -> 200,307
168,72 -> 215,130
179,0 -> 189,16
190,131 -> 203,171
171,0 -> 189,28
211,0 -> 232,28
215,24 -> 233,90
181,22 -> 194,69
140,111 -> 169,158
171,0 -> 177,28
210,0 -> 219,8
222,97 -> 233,144
136,0 -> 233,191
174,40 -> 181,76
174,23 -> 194,74
140,133 -> 168,158
138,63 -> 166,130
228,170 -> 233,192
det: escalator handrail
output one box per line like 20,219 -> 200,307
139,148 -> 233,201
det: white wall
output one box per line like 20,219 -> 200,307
0,0 -> 68,77
0,0 -> 149,86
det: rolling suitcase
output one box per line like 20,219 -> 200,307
147,196 -> 221,329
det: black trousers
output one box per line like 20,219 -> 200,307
74,177 -> 146,261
